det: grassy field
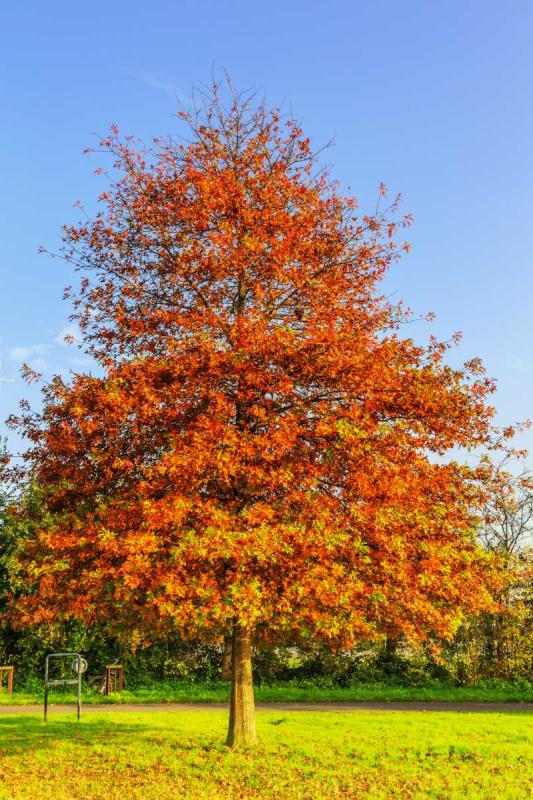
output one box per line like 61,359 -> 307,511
2,679 -> 533,705
0,709 -> 531,799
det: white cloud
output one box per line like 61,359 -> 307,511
8,344 -> 46,362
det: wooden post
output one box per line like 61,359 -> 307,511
104,665 -> 124,695
0,666 -> 14,695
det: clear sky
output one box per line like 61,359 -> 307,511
1,1 -> 532,459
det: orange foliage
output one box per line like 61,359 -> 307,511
7,84 -> 510,649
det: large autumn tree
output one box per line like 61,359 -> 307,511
6,81 -> 511,745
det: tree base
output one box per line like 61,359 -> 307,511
226,624 -> 257,747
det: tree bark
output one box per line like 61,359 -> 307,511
226,624 -> 257,747
221,634 -> 232,681
384,635 -> 398,660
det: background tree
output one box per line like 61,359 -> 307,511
480,464 -> 533,559
7,80 -> 512,746
450,464 -> 533,682
0,440 -> 13,619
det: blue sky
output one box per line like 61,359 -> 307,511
1,1 -> 532,459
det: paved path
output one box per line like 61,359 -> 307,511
1,701 -> 532,715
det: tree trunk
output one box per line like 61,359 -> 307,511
226,624 -> 256,747
384,635 -> 398,660
221,634 -> 232,681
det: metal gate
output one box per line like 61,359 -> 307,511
44,652 -> 87,721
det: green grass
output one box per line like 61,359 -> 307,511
2,679 -> 533,705
0,709 -> 531,799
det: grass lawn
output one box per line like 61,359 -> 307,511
2,679 -> 533,705
0,709 -> 531,799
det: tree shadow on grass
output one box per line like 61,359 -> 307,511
0,715 -> 151,757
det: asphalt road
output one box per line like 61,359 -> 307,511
1,701 -> 532,715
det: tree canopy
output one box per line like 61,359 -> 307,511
4,80 -> 514,744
